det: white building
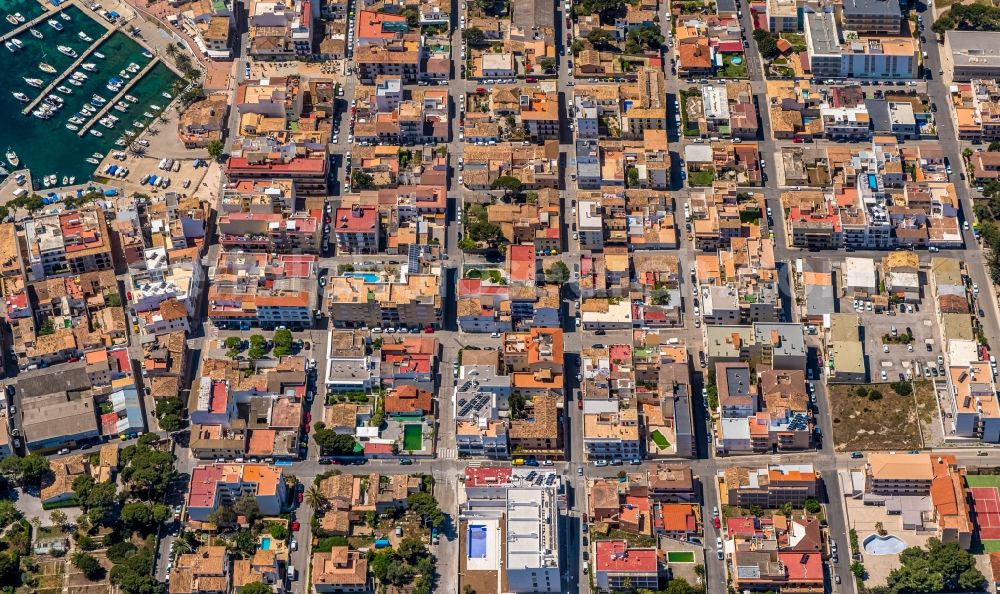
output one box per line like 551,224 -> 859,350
506,488 -> 561,593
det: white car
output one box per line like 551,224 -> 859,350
457,175 -> 463,185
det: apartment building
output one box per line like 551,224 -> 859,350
333,205 -> 380,255
207,252 -> 319,330
506,488 -> 561,593
944,32 -> 1000,82
326,271 -> 443,329
217,211 -> 322,253
583,409 -> 642,461
720,464 -> 820,507
186,463 -> 289,522
594,541 -> 660,592
841,0 -> 902,35
23,207 -> 114,281
247,0 -> 313,57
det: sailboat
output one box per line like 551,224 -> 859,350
24,77 -> 42,88
4,15 -> 17,25
39,62 -> 56,74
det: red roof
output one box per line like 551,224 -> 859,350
334,206 -> 378,232
188,465 -> 224,509
594,540 -> 658,573
717,41 -> 744,53
508,245 -> 536,283
726,517 -> 758,536
364,442 -> 394,454
227,157 -> 327,175
777,552 -> 824,581
465,467 -> 513,487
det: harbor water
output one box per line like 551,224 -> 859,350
0,2 -> 180,185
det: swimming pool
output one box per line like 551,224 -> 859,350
403,424 -> 422,451
467,525 -> 487,559
260,536 -> 271,550
345,272 -> 380,282
863,534 -> 906,555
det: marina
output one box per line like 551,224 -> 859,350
0,1 -> 181,183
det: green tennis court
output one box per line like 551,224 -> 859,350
667,551 -> 695,563
966,475 -> 1000,488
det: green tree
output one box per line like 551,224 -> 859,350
120,439 -> 177,500
267,522 -> 289,541
664,578 -> 702,594
463,26 -> 486,47
0,453 -> 51,485
586,28 -> 615,49
545,261 -> 570,284
155,396 -> 183,418
240,583 -> 274,594
273,328 -> 293,349
989,141 -> 1000,152
305,485 -> 328,510
891,381 -> 913,396
406,491 -> 445,529
314,429 -> 357,455
159,414 -> 182,433
753,29 -> 780,59
490,175 -> 523,195
106,293 -> 123,308
0,552 -> 18,585
73,552 -> 104,580
207,506 -> 237,527
804,498 -> 821,514
234,528 -> 257,555
233,492 -> 262,524
351,170 -> 375,190
206,139 -> 225,160
626,166 -> 640,188
932,14 -> 955,38
224,336 -> 242,350
106,541 -> 137,564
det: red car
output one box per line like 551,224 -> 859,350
305,412 -> 312,424
297,492 -> 303,503
792,137 -> 804,143
303,423 -> 310,434
578,399 -> 583,409
324,215 -> 331,224
292,521 -> 300,531
423,327 -> 434,333
126,291 -> 132,300
712,517 -> 721,529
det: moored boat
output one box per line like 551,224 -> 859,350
65,123 -> 77,130
24,77 -> 42,88
89,129 -> 102,137
5,149 -> 19,167
162,92 -> 172,99
141,50 -> 152,58
39,63 -> 56,74
57,45 -> 76,57
56,85 -> 72,94
47,19 -> 63,31
124,95 -> 137,103
81,63 -> 96,72
14,13 -> 25,23
93,51 -> 105,59
60,11 -> 70,21
67,78 -> 81,86
4,41 -> 15,52
4,15 -> 17,25
30,28 -> 42,39
12,92 -> 28,102
86,157 -> 99,164
78,32 -> 91,42
10,38 -> 23,49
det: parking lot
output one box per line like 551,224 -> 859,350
840,294 -> 944,383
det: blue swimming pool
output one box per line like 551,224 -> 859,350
346,272 -> 380,282
260,537 -> 271,550
863,534 -> 905,555
467,525 -> 487,559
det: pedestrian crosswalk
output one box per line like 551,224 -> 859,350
438,448 -> 458,459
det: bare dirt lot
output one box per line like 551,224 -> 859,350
830,380 -> 936,451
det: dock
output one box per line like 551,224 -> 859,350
20,27 -> 116,116
77,57 -> 160,138
0,5 -> 60,44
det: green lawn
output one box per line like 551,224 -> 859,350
667,551 -> 696,563
966,475 -> 1000,488
689,170 -> 716,187
719,54 -> 747,78
651,430 -> 670,449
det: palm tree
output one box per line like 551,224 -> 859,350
304,485 -> 327,511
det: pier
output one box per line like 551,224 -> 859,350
20,27 -> 116,116
0,6 -> 60,44
77,57 -> 160,137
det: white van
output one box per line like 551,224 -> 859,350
11,188 -> 28,199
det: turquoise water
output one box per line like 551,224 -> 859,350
0,0 -> 45,38
260,536 -> 271,550
346,272 -> 381,282
0,3 -> 180,184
